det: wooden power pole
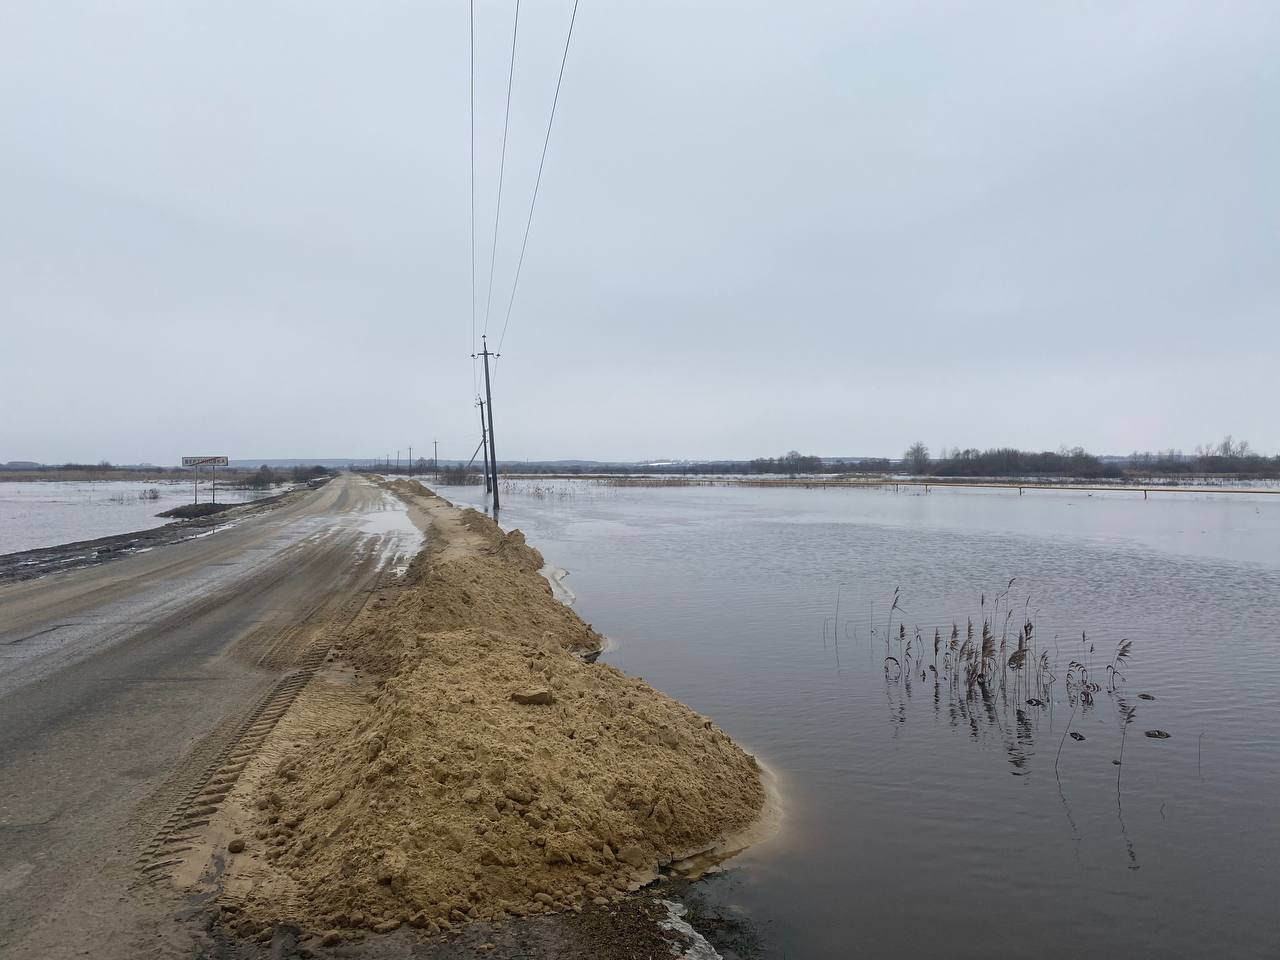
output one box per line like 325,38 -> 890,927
475,336 -> 500,512
478,398 -> 491,494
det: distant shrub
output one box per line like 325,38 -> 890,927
439,466 -> 481,485
291,465 -> 331,483
245,465 -> 277,490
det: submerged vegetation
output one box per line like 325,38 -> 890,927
872,581 -> 1059,717
834,584 -> 1188,871
823,586 -> 1177,792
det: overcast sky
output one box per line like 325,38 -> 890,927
2,1 -> 1277,464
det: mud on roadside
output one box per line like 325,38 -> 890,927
197,873 -> 764,960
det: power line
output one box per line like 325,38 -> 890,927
466,0 -> 580,499
482,0 -> 522,336
469,0 -> 478,392
496,0 -> 580,354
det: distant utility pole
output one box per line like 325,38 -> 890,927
478,398 -> 491,494
474,335 -> 500,512
408,446 -> 412,476
433,439 -> 439,481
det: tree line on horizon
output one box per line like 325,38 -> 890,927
899,435 -> 1277,479
13,436 -> 1275,481
0,462 -> 336,486
499,436 -> 1278,480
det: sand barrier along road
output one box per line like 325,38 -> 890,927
0,475 -> 420,959
202,482 -> 764,955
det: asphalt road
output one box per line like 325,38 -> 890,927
0,475 -> 422,959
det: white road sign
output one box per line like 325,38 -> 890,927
181,456 -> 229,467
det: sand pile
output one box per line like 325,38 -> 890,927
240,488 -> 764,935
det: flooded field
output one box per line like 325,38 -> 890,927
440,479 -> 1280,959
0,480 -> 273,555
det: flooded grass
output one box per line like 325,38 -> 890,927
864,586 -> 1189,806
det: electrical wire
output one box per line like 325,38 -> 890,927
469,0 -> 478,393
482,0 -> 522,336
496,0 -> 580,354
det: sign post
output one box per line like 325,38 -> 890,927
181,456 -> 230,505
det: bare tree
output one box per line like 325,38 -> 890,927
1212,435 -> 1253,458
904,441 -> 930,474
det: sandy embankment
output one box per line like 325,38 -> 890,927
231,481 -> 764,936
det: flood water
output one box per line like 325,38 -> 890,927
440,479 -> 1280,959
0,480 -> 274,555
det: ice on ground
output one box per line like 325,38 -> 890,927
659,901 -> 722,960
541,564 -> 576,605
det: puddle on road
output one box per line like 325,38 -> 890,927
351,490 -> 423,577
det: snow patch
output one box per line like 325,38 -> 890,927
659,900 -> 722,960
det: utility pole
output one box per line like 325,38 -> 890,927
433,439 -> 439,481
475,335 -> 500,512
478,398 -> 491,494
409,446 -> 412,476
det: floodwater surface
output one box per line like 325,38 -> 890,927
0,480 -> 273,555
441,479 -> 1280,960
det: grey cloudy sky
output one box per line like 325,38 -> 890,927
3,1 -> 1277,464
